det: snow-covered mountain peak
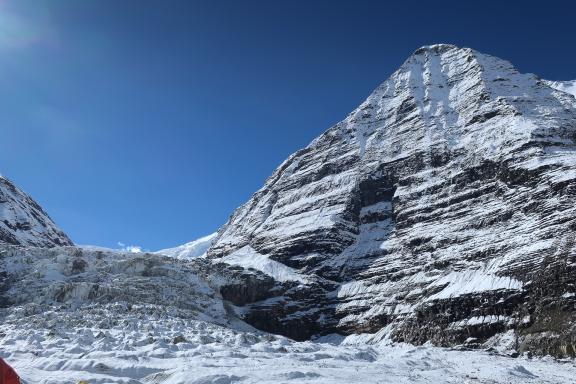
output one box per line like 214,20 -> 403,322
206,45 -> 576,355
412,43 -> 459,55
335,43 -> 576,163
211,45 -> 576,261
0,175 -> 72,248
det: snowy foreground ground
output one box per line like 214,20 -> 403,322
2,318 -> 575,384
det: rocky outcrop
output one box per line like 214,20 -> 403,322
0,176 -> 73,248
206,44 -> 576,356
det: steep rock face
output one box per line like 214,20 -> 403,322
0,176 -> 73,248
206,44 -> 576,356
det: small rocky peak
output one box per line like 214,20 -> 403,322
0,175 -> 73,248
412,43 -> 459,56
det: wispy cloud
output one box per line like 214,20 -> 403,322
117,242 -> 143,253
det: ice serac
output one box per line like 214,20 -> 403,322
207,44 -> 576,356
0,244 -> 249,345
0,175 -> 73,248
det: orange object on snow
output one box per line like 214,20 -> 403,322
0,358 -> 20,384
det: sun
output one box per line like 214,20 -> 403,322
0,0 -> 51,49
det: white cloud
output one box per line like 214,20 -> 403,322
117,242 -> 143,253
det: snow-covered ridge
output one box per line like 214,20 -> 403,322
155,232 -> 217,259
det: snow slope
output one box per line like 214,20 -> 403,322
155,233 -> 217,259
221,245 -> 310,283
545,79 -> 576,98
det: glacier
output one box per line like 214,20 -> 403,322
1,243 -> 575,383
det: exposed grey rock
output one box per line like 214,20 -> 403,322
206,44 -> 576,356
173,334 -> 187,344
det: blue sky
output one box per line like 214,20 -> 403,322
0,0 -> 574,250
